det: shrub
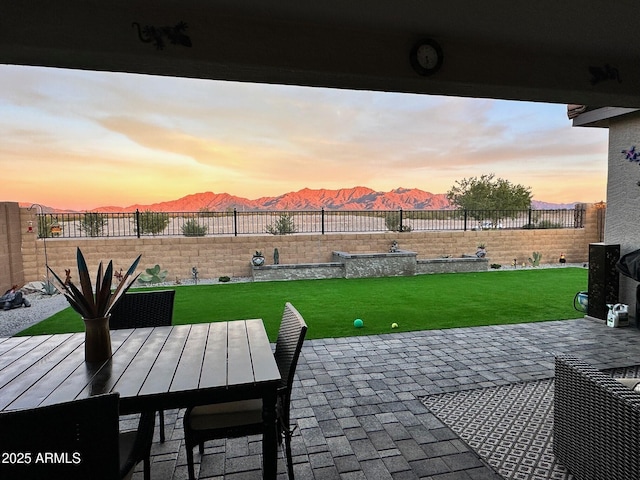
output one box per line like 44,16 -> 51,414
79,212 -> 107,237
266,213 -> 297,235
384,212 -> 412,232
218,276 -> 231,282
537,220 -> 562,229
490,264 -> 502,269
182,219 -> 207,236
136,210 -> 170,235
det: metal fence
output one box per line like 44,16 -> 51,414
34,207 -> 586,238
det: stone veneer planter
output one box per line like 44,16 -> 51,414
332,250 -> 417,278
416,256 -> 489,274
252,262 -> 344,282
252,250 -> 488,281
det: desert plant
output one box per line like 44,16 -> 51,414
182,219 -> 207,236
42,279 -> 58,295
37,216 -> 55,238
46,247 -> 141,318
266,213 -> 297,235
79,212 -> 107,237
138,264 -> 168,284
384,212 -> 412,232
528,251 -> 542,267
136,210 -> 170,235
537,220 -> 563,229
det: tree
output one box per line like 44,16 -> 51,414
446,174 -> 532,225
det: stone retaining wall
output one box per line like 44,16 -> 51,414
416,257 -> 488,274
332,250 -> 417,278
252,254 -> 489,281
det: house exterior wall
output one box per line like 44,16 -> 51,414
0,202 -> 24,292
604,112 -> 640,308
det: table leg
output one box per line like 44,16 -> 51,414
262,389 -> 278,479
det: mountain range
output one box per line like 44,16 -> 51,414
82,187 -> 576,213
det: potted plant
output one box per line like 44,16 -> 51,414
47,247 -> 141,363
251,250 -> 265,266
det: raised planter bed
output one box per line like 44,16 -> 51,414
416,257 -> 488,274
332,250 -> 417,278
252,251 -> 488,281
252,262 -> 344,282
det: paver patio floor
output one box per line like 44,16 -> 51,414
132,317 -> 640,479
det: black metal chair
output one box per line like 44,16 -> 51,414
183,302 -> 308,480
0,393 -> 154,480
110,289 -> 175,443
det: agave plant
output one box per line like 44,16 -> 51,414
47,247 -> 141,319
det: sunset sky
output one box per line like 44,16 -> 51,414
1,64 -> 609,211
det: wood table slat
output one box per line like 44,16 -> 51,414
8,336 -> 86,410
0,334 -> 83,410
42,329 -> 134,406
170,323 -> 210,392
112,326 -> 173,398
199,322 -> 228,389
227,320 -> 254,386
246,319 -> 281,383
0,335 -> 65,378
0,336 -> 32,355
77,328 -> 153,399
139,325 -> 190,396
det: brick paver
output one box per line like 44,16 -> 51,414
132,318 -> 640,479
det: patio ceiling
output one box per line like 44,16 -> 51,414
3,1 -> 640,108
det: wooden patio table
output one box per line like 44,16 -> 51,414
0,320 -> 282,479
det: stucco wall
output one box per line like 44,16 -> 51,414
605,112 -> 640,307
0,202 -> 25,292
15,205 -> 600,284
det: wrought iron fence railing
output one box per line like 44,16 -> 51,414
34,207 -> 586,238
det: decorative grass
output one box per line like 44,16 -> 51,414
18,268 -> 587,341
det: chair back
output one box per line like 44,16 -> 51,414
110,289 -> 175,330
275,302 -> 308,394
0,393 -> 121,480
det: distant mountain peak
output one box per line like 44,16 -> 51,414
23,187 -> 579,213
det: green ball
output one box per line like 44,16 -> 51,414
353,319 -> 364,328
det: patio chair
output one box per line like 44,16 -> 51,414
110,289 -> 175,442
554,355 -> 640,480
0,393 -> 155,480
183,302 -> 308,480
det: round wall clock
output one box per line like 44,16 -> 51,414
410,39 -> 443,76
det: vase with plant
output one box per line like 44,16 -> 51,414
252,251 -> 265,266
47,247 -> 141,363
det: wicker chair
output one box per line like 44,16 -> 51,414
0,393 -> 155,480
554,355 -> 640,480
110,289 -> 175,442
183,302 -> 308,480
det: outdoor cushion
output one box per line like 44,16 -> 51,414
189,399 -> 263,430
615,377 -> 640,391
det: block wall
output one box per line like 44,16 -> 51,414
16,204 -> 600,284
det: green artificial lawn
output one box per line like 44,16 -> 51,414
18,268 -> 587,341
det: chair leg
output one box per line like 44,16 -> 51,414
284,430 -> 294,480
186,445 -> 196,480
159,409 -> 165,442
